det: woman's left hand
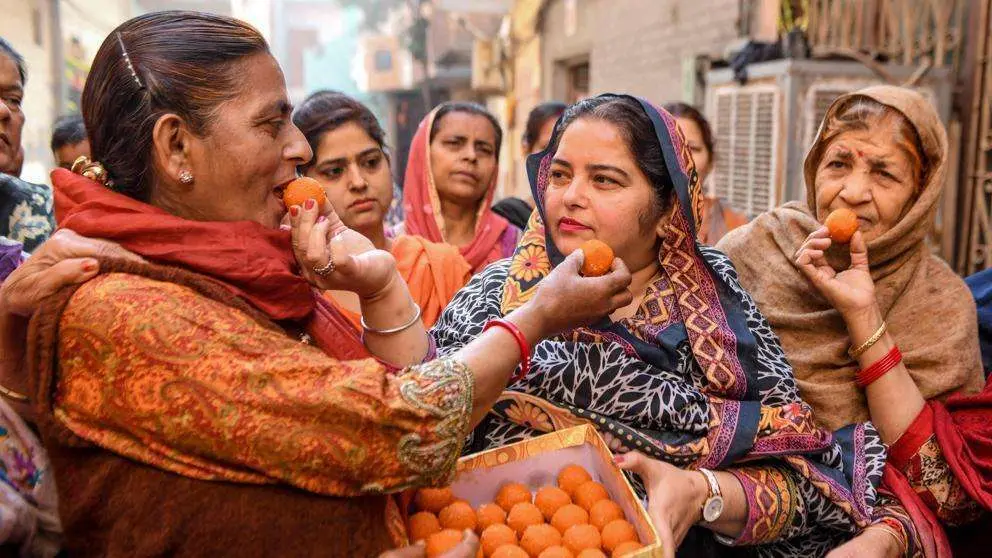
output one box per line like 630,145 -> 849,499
824,526 -> 902,558
615,451 -> 707,558
794,227 -> 877,319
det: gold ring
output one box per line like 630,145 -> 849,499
313,258 -> 335,277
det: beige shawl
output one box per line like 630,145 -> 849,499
718,85 -> 984,430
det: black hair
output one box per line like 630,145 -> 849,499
550,95 -> 674,225
293,90 -> 388,173
51,114 -> 87,151
522,101 -> 566,149
0,37 -> 26,85
663,102 -> 714,158
429,101 -> 503,159
82,11 -> 269,201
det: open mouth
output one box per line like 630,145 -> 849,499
272,177 -> 297,202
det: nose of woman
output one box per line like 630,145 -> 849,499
838,172 -> 874,206
560,175 -> 589,209
346,163 -> 368,192
284,123 -> 313,168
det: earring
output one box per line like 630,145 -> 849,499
178,170 -> 194,185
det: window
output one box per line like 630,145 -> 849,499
566,62 -> 589,104
374,49 -> 393,72
710,85 -> 779,218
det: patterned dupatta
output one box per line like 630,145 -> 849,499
491,95 -> 880,527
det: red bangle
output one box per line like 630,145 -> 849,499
484,319 -> 530,383
856,345 -> 902,388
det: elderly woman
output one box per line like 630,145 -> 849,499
0,12 -> 632,557
717,86 -> 986,555
394,102 -> 520,274
292,90 -> 471,327
432,93 -> 903,556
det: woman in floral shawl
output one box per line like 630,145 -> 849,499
432,94 -> 919,556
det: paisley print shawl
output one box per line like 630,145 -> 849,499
434,95 -> 897,555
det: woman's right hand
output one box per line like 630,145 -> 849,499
526,250 -> 633,337
289,199 -> 398,299
794,227 -> 878,321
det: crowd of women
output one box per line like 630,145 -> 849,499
0,10 -> 990,558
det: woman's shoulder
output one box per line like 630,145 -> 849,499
393,233 -> 465,261
435,258 -> 510,316
65,272 -> 247,328
921,253 -> 977,307
393,234 -> 472,275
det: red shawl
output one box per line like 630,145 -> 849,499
932,377 -> 992,509
51,168 -> 367,361
400,108 -> 511,273
885,375 -> 992,557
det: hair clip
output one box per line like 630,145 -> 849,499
116,32 -> 143,89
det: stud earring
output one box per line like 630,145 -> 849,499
178,170 -> 194,185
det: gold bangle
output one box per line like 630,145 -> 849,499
0,383 -> 29,403
850,321 -> 887,358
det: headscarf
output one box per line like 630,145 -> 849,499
451,94 -> 887,548
398,106 -> 514,273
51,167 -> 368,361
717,86 -> 984,430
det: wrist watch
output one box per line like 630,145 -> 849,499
697,468 -> 725,523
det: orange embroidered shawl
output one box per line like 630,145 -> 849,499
28,171 -> 476,553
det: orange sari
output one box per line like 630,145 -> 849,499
325,235 -> 471,330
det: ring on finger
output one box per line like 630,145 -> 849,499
313,257 -> 336,277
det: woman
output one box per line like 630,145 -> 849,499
664,102 -> 745,245
719,86 -> 986,555
0,12 -> 632,556
493,101 -> 567,230
432,93 -> 905,556
394,102 -> 520,273
719,86 -> 983,432
293,90 -> 471,328
1,39 -> 54,253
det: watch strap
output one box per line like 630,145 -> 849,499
698,468 -> 721,498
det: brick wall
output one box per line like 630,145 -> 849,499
539,0 -> 740,105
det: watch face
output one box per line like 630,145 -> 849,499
703,496 -> 725,523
